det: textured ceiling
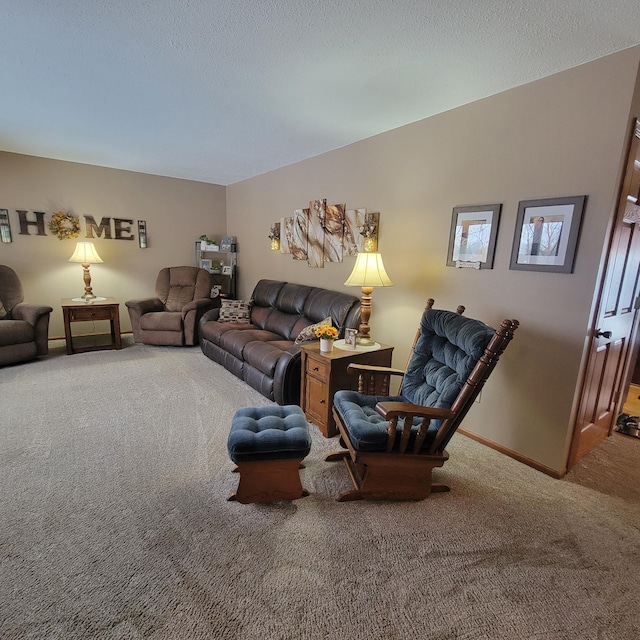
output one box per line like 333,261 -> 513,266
1,0 -> 640,186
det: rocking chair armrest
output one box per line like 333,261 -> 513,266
375,401 -> 454,421
346,363 -> 406,377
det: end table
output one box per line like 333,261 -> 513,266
300,341 -> 394,437
61,297 -> 122,355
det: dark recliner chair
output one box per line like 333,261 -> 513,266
327,298 -> 518,501
0,265 -> 53,366
125,266 -> 217,346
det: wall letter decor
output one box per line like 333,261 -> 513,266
17,210 -> 47,236
113,218 -> 135,240
84,215 -> 113,239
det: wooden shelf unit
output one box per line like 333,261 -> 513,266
194,241 -> 238,299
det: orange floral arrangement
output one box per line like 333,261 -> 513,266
315,325 -> 338,341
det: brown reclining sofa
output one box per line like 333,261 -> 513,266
199,279 -> 361,405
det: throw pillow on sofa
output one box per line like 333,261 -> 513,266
294,316 -> 332,344
219,299 -> 252,323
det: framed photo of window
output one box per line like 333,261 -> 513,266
509,195 -> 586,273
446,204 -> 501,269
200,258 -> 212,271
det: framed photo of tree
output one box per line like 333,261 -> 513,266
509,195 -> 586,273
446,204 -> 501,269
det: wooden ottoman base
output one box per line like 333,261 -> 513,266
228,458 -> 309,504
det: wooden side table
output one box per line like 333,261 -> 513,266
300,341 -> 394,437
61,298 -> 122,355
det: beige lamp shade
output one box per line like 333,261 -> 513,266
68,241 -> 104,264
344,252 -> 393,346
344,252 -> 393,288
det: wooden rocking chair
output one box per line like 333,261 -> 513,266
326,299 -> 518,501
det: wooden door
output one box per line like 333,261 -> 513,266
569,120 -> 640,468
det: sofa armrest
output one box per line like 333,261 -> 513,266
182,298 -> 221,345
200,307 -> 221,324
11,302 -> 53,327
181,297 -> 218,316
11,303 -> 53,355
125,297 -> 164,315
273,344 -> 304,406
125,298 -> 164,342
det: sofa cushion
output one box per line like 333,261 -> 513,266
264,308 -> 300,338
219,328 -> 283,360
140,311 -> 183,332
243,339 -> 295,376
157,266 -> 212,312
275,283 -> 313,315
200,320 -> 257,346
249,280 -> 287,329
166,287 -> 196,312
0,265 -> 25,312
252,280 -> 286,308
219,299 -> 252,323
0,299 -> 7,319
303,288 -> 361,329
294,316 -> 332,344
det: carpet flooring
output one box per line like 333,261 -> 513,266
1,339 -> 639,639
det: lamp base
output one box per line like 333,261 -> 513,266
357,335 -> 376,347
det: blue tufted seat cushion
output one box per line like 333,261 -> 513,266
334,308 -> 495,453
332,391 -> 432,452
228,405 -> 311,463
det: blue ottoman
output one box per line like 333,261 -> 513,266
227,405 -> 312,503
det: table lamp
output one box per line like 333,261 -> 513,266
344,252 -> 393,346
69,241 -> 103,300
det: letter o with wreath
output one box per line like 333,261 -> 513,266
49,211 -> 81,240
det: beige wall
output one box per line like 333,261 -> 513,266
0,153 -> 227,337
227,46 -> 640,474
